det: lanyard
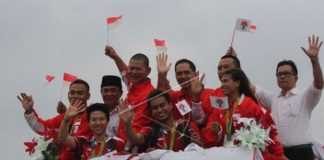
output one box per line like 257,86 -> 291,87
91,138 -> 106,158
225,97 -> 239,141
163,123 -> 177,150
68,114 -> 80,134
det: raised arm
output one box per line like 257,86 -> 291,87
301,35 -> 323,89
156,53 -> 172,90
58,100 -> 85,149
119,98 -> 146,145
105,46 -> 127,72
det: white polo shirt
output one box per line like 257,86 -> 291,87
255,84 -> 322,147
106,107 -> 120,137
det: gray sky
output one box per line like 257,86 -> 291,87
1,0 -> 323,159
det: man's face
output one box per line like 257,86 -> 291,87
68,83 -> 90,105
101,86 -> 122,107
150,96 -> 172,122
175,63 -> 196,89
89,111 -> 108,135
276,65 -> 298,91
221,74 -> 240,96
128,59 -> 151,84
218,58 -> 237,80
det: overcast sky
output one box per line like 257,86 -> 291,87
1,0 -> 323,159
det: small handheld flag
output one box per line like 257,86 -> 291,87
230,18 -> 257,46
154,38 -> 168,53
106,15 -> 123,45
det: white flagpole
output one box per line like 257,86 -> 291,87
106,25 -> 110,46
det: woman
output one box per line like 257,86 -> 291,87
202,69 -> 287,160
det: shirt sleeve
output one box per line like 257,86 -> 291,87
304,83 -> 322,109
24,111 -> 64,134
255,85 -> 273,110
120,67 -> 130,90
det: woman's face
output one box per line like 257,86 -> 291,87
221,74 -> 240,96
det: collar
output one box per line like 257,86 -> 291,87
238,94 -> 245,105
278,87 -> 298,97
110,107 -> 119,115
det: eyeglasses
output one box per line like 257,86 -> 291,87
276,71 -> 295,77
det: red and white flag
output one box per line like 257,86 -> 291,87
154,38 -> 168,53
106,15 -> 123,30
45,75 -> 55,83
235,18 -> 256,32
63,72 -> 77,83
175,100 -> 191,116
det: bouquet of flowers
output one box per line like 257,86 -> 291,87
233,117 -> 273,150
24,128 -> 60,160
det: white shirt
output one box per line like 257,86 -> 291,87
106,107 -> 120,137
255,84 -> 322,147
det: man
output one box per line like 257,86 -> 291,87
105,46 -> 154,151
254,35 -> 323,160
100,75 -> 123,137
17,79 -> 92,160
58,102 -> 124,160
156,54 -> 212,125
119,89 -> 200,151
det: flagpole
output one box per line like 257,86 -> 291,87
230,27 -> 236,47
106,25 -> 110,46
60,80 -> 64,101
33,83 -> 49,97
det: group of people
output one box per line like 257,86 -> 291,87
18,35 -> 323,160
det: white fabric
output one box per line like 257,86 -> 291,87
255,84 -> 322,147
106,107 -> 120,137
24,112 -> 44,133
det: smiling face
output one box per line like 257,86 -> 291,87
175,63 -> 196,89
276,65 -> 298,92
218,58 -> 237,80
150,96 -> 173,122
101,86 -> 122,107
128,59 -> 151,84
221,74 -> 240,96
68,83 -> 90,105
89,110 -> 108,136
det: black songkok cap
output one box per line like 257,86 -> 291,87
101,75 -> 122,90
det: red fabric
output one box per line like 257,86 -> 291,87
106,15 -> 122,24
117,70 -> 154,142
154,39 -> 165,46
202,96 -> 263,147
75,136 -> 125,160
169,88 -> 214,121
63,72 -> 77,82
45,75 -> 55,83
201,88 -> 285,157
32,111 -> 92,160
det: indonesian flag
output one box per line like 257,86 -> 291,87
154,38 -> 168,53
45,75 -> 55,83
63,72 -> 77,83
106,15 -> 123,30
235,18 -> 256,32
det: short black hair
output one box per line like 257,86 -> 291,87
276,60 -> 298,76
130,53 -> 150,67
174,59 -> 196,72
147,89 -> 171,110
70,79 -> 90,92
220,55 -> 241,69
86,103 -> 109,122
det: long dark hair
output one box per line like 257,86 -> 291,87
224,69 -> 258,103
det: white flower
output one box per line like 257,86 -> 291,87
29,137 -> 52,160
234,117 -> 273,150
